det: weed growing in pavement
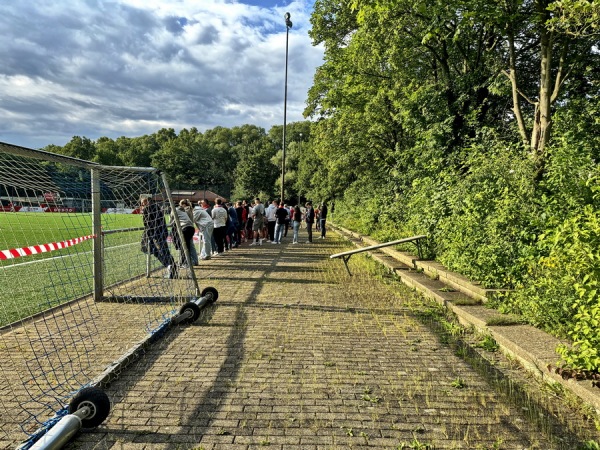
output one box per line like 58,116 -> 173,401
451,377 -> 467,389
452,297 -> 483,306
475,334 -> 499,352
489,437 -> 504,449
485,315 -> 524,326
454,346 -> 468,358
397,437 -> 434,449
360,431 -> 369,442
441,319 -> 464,337
362,393 -> 381,403
438,287 -> 456,292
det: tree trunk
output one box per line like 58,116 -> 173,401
532,0 -> 555,177
507,29 -> 529,148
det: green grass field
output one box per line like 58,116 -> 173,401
0,212 -> 143,254
0,212 -> 176,327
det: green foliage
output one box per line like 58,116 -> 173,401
475,334 -> 499,352
578,440 -> 600,450
496,201 -> 600,371
39,122 -> 313,202
397,438 -> 433,450
451,377 -> 467,389
546,0 -> 600,37
550,206 -> 600,371
435,140 -> 541,288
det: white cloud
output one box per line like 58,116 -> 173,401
0,0 -> 323,148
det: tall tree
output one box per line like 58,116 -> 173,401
95,137 -> 123,166
61,136 -> 96,161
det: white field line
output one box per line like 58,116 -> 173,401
0,242 -> 139,270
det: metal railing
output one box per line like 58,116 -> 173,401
330,235 -> 426,275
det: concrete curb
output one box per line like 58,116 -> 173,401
330,223 -> 600,414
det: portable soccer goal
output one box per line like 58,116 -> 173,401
0,142 -> 217,449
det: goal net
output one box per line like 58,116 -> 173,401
0,142 -> 199,448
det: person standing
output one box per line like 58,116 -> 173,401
226,202 -> 238,249
292,205 -> 302,244
193,201 -> 214,260
201,199 -> 218,255
141,196 -> 176,278
265,199 -> 277,242
171,200 -> 196,267
180,199 -> 198,265
235,201 -> 245,245
315,205 -> 321,232
305,201 -> 315,243
273,201 -> 288,244
211,198 -> 228,255
244,200 -> 253,242
319,202 -> 328,239
283,204 -> 291,237
250,197 -> 265,246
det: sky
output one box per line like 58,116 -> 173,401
0,0 -> 324,149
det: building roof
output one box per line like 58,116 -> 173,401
170,189 -> 227,203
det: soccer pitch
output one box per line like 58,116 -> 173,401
0,213 -> 165,327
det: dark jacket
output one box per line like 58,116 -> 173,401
305,207 -> 315,224
320,205 -> 328,219
143,201 -> 167,237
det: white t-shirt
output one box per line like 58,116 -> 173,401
212,205 -> 228,228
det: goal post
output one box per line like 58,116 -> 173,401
0,141 -> 205,447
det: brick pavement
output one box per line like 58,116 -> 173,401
51,231 -> 575,449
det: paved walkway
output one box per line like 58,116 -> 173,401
63,230 -> 583,449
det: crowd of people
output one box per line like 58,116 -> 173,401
141,196 -> 329,278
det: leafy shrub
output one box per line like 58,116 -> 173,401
550,206 -> 600,371
498,199 -> 600,371
433,142 -> 541,288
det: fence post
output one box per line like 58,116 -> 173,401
91,168 -> 103,301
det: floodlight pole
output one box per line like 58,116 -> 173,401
298,132 -> 302,206
281,12 -> 292,204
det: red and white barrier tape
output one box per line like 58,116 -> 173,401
0,235 -> 96,261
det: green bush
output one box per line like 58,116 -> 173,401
496,201 -> 600,371
433,143 -> 540,288
551,206 -> 600,371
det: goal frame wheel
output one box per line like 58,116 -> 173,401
179,301 -> 201,324
68,387 -> 111,429
201,286 -> 219,304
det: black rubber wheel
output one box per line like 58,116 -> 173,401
179,301 -> 201,324
201,286 -> 219,304
68,387 -> 110,429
